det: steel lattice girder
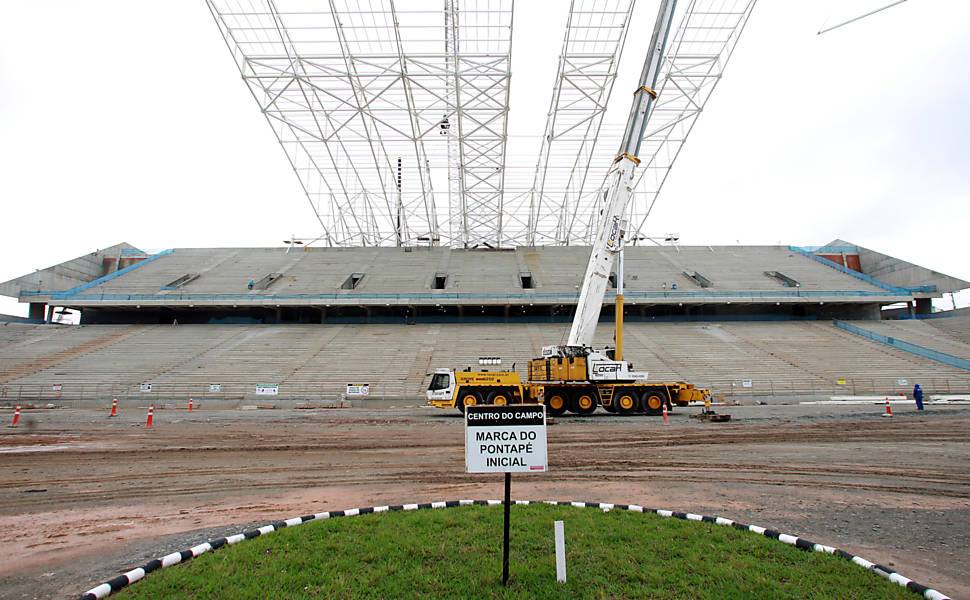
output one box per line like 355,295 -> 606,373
510,0 -> 635,247
207,0 -> 512,248
206,0 -> 755,248
520,0 -> 757,247
625,0 -> 758,243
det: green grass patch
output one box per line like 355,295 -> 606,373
118,504 -> 911,599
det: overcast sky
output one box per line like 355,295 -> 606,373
1,0 -> 968,317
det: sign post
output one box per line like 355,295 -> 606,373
465,404 -> 547,586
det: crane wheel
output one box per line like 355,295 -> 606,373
642,390 -> 669,416
487,390 -> 510,406
457,391 -> 482,413
546,392 -> 568,416
571,392 -> 597,415
615,390 -> 637,415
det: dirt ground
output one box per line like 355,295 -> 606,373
0,403 -> 968,600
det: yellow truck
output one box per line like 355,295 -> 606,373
427,368 -> 524,412
426,361 -> 710,416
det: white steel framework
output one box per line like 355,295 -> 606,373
511,0 -> 636,247
626,0 -> 757,243
207,0 -> 512,247
523,0 -> 757,246
206,0 -> 754,248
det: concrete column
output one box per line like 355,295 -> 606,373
28,302 -> 46,321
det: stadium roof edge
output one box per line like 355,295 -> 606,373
823,239 -> 970,295
0,242 -> 141,299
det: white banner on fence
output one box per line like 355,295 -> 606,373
255,384 -> 279,396
209,384 -> 222,393
741,379 -> 753,388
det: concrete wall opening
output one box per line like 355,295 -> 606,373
341,273 -> 366,290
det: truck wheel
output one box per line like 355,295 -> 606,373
642,389 -> 669,416
615,390 -> 637,415
546,392 -> 568,416
487,390 -> 510,406
458,390 -> 482,413
571,392 -> 597,415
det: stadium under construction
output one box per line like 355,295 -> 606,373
1,239 -> 968,404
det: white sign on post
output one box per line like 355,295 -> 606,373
209,384 -> 222,393
255,384 -> 279,396
741,379 -> 753,388
346,383 -> 370,397
139,383 -> 152,393
465,405 -> 548,473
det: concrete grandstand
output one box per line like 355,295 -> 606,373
1,241 -> 967,405
2,241 -> 965,324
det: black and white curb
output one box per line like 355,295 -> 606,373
79,499 -> 950,600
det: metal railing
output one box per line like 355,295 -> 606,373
0,380 -> 424,409
2,376 -> 967,409
834,320 -> 970,371
21,249 -> 176,300
788,246 -> 936,294
708,376 -> 969,399
18,288 -> 912,305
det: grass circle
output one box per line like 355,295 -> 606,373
117,504 -> 913,599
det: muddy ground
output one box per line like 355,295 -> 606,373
0,403 -> 968,599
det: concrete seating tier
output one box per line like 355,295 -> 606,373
859,320 -> 970,360
2,322 -> 968,398
63,246 -> 888,299
925,315 -> 970,347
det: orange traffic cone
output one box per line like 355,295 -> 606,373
188,397 -> 193,413
109,398 -> 118,417
662,404 -> 669,425
882,398 -> 893,418
11,405 -> 21,427
145,404 -> 154,428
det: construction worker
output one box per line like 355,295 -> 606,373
913,383 -> 924,411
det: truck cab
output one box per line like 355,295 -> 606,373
427,367 -> 525,412
426,368 -> 456,408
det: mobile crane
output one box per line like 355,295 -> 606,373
427,0 -> 711,416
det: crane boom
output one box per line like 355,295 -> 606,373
566,0 -> 678,348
